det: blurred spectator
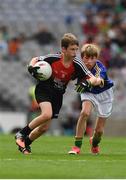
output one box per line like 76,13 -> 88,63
82,0 -> 100,15
30,24 -> 57,46
107,23 -> 120,41
84,35 -> 95,44
81,14 -> 99,36
95,10 -> 111,33
65,15 -> 74,26
0,37 -> 8,60
0,26 -> 9,60
8,37 -> 21,60
0,26 -> 9,42
112,28 -> 126,48
109,52 -> 126,68
64,14 -> 75,32
120,0 -> 126,9
18,32 -> 27,43
100,35 -> 112,68
98,0 -> 115,12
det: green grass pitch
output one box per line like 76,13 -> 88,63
0,134 -> 126,179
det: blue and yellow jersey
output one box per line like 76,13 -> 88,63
86,60 -> 113,94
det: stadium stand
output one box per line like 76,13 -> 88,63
0,0 -> 83,112
0,0 -> 126,135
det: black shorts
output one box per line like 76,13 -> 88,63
35,83 -> 63,118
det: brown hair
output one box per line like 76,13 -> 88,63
61,33 -> 79,49
81,44 -> 100,58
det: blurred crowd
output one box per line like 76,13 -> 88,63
0,0 -> 126,134
79,0 -> 126,69
1,0 -> 126,69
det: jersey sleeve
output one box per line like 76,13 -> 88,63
38,54 -> 61,64
98,61 -> 107,79
73,57 -> 93,80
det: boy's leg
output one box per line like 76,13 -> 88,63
90,117 -> 106,154
68,101 -> 92,154
15,102 -> 52,154
26,120 -> 51,143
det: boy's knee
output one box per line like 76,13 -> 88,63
80,109 -> 90,119
40,112 -> 52,121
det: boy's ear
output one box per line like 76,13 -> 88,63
61,47 -> 66,53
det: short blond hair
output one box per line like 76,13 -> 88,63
61,33 -> 79,49
81,44 -> 100,58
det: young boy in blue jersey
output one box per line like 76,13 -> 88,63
68,43 -> 114,155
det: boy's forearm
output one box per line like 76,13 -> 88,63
89,76 -> 104,86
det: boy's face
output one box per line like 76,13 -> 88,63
62,44 -> 79,59
82,56 -> 97,69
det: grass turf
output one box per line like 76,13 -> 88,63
0,134 -> 126,179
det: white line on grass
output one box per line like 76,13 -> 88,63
0,159 -> 125,163
0,159 -> 87,162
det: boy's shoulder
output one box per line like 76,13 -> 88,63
96,60 -> 106,69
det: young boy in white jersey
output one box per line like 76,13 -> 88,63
69,44 -> 114,155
